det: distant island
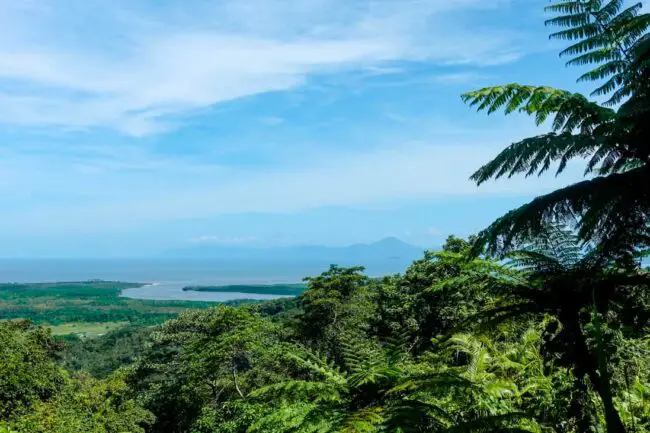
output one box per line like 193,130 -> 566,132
182,283 -> 306,297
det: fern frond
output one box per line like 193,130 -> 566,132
545,2 -> 589,15
286,351 -> 348,386
383,401 -> 450,432
248,403 -> 315,433
508,225 -> 583,274
469,133 -> 602,185
250,380 -> 345,403
462,85 -> 615,136
544,0 -> 649,103
473,167 -> 650,256
339,408 -> 384,433
388,372 -> 473,395
347,364 -> 401,388
446,412 -> 533,432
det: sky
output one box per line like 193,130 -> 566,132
0,0 -> 622,257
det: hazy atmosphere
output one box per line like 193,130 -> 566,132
0,0 -> 597,257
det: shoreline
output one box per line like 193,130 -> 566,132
119,281 -> 300,302
181,283 -> 305,297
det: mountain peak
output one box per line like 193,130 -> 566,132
373,237 -> 409,246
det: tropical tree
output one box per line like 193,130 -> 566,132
250,338 -> 544,433
0,320 -> 152,433
127,306 -> 290,433
249,347 -> 389,433
461,0 -> 650,257
371,236 -> 490,355
442,226 -> 650,432
296,265 -> 376,363
0,320 -> 64,420
8,372 -> 153,433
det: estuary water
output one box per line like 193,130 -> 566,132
119,282 -> 288,302
0,258 -> 405,302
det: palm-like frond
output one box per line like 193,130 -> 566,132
462,84 -> 647,185
387,372 -> 473,395
508,225 -> 582,274
461,85 -> 614,133
381,400 -> 450,432
249,380 -> 345,404
473,167 -> 650,257
545,0 -> 650,105
338,408 -> 384,433
446,412 -> 533,432
470,132 -> 605,184
247,403 -> 316,433
463,1 -> 650,256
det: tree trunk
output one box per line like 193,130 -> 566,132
566,314 -> 626,433
592,308 -> 626,433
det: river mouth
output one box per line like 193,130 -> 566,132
120,282 -> 294,302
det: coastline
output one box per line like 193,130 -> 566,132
119,281 -> 300,302
181,283 -> 305,297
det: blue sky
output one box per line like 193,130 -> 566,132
0,0 -> 627,257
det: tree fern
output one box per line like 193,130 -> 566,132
462,0 -> 650,256
458,225 -> 650,432
545,0 -> 650,104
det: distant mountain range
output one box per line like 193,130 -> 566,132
162,237 -> 426,265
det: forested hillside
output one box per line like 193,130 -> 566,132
1,0 -> 650,432
1,234 -> 649,432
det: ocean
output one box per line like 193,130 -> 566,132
0,258 -> 406,301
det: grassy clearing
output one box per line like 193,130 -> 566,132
49,321 -> 128,338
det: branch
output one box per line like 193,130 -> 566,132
233,367 -> 245,399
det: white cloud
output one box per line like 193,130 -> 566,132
0,0 -> 524,135
430,72 -> 491,84
0,136 -> 585,236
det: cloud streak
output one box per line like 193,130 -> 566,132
0,136 -> 584,235
0,0 -> 523,135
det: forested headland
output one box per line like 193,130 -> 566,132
182,284 -> 306,296
1,1 -> 650,432
0,281 -> 217,326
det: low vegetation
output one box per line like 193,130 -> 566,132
0,281 -> 223,326
48,321 -> 128,337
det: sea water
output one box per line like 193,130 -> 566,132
0,258 -> 405,301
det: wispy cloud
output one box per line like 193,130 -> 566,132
0,0 -> 524,135
0,134 -> 584,236
430,72 -> 492,84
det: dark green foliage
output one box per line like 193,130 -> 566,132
372,236 -> 490,354
0,321 -> 152,433
443,227 -> 650,431
58,325 -> 154,378
127,306 -> 291,433
0,320 -> 64,420
183,284 -> 306,296
295,265 -> 376,362
2,245 -> 649,432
